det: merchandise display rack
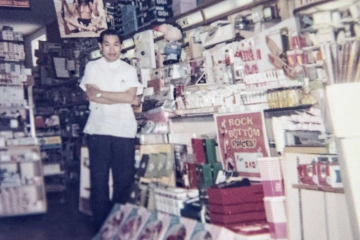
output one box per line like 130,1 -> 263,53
0,83 -> 47,217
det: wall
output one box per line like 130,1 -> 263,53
24,26 -> 47,69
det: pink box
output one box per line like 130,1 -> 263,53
210,211 -> 267,224
207,184 -> 264,205
268,222 -> 287,239
258,157 -> 284,196
230,222 -> 270,240
261,180 -> 284,197
297,163 -> 318,185
264,197 -> 287,240
209,202 -> 265,214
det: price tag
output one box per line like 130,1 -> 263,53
235,152 -> 262,180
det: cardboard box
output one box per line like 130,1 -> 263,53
207,184 -> 264,205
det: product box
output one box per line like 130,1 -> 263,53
196,163 -> 213,188
207,184 -> 264,205
185,162 -> 198,189
203,138 -> 217,164
94,204 -> 133,240
136,211 -> 171,240
174,144 -> 188,188
191,138 -> 206,164
114,205 -> 152,240
162,215 -> 197,240
210,211 -> 267,224
209,202 -> 265,214
190,221 -> 237,240
263,197 -> 287,240
257,157 -> 284,197
231,222 -> 271,240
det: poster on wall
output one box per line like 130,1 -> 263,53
215,111 -> 270,180
0,0 -> 30,8
53,0 -> 108,38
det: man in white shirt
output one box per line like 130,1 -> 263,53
80,29 -> 142,230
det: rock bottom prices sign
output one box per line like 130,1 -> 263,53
215,111 -> 270,180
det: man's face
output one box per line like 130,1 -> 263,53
99,35 -> 122,62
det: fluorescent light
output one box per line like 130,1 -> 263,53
234,0 -> 253,8
316,1 -> 356,11
203,0 -> 237,20
176,11 -> 204,29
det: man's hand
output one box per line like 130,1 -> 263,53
131,96 -> 142,106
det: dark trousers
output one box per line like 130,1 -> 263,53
87,134 -> 136,229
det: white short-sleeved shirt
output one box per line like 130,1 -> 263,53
80,57 -> 142,138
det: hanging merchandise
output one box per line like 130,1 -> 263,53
153,23 -> 184,66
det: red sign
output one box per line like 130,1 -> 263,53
0,0 -> 30,8
215,111 -> 269,180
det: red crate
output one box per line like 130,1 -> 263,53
209,202 -> 265,214
207,184 -> 264,205
210,211 -> 267,224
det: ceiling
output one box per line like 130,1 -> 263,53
0,0 -> 57,36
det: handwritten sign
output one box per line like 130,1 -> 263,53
215,111 -> 269,180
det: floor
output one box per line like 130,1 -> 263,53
0,187 -> 96,240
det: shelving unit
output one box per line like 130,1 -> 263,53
120,0 -> 277,46
0,28 -> 47,217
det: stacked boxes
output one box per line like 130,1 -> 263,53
257,157 -> 287,239
103,0 -> 117,30
154,186 -> 198,216
207,184 -> 267,227
121,4 -> 138,36
136,0 -> 151,29
191,138 -> 222,188
148,0 -> 173,24
263,197 -> 287,240
111,0 -> 173,35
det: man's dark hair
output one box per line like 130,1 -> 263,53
98,29 -> 122,44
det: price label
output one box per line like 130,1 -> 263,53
235,152 -> 262,180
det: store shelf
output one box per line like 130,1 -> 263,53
0,82 -> 25,86
35,78 -> 80,89
264,104 -> 313,113
1,182 -> 44,189
302,45 -> 321,51
0,159 -> 41,164
180,0 -> 277,32
0,39 -> 24,44
294,0 -> 357,15
172,106 -> 220,118
0,105 -> 28,110
121,0 -> 276,39
170,113 -> 215,119
0,144 -> 39,150
302,62 -> 323,68
43,171 -> 65,177
45,184 -> 66,193
0,58 -> 25,63
0,209 -> 47,218
292,184 -> 344,194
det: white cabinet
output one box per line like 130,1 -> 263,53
284,149 -> 353,240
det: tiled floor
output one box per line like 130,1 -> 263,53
0,187 -> 96,240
